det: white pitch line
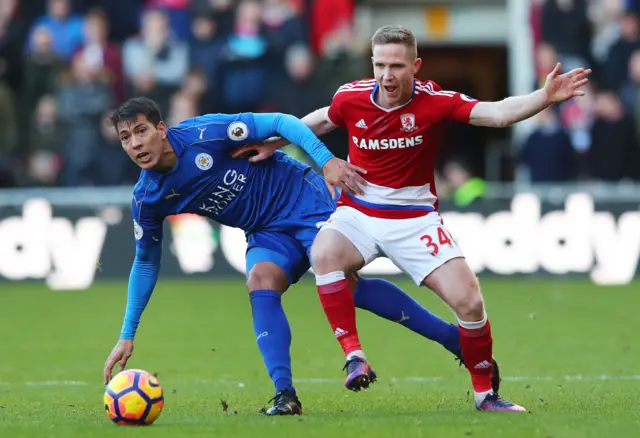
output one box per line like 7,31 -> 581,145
1,375 -> 639,387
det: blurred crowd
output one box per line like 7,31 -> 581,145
523,0 -> 640,183
0,0 -> 364,187
4,0 -> 639,191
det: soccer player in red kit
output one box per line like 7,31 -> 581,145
235,25 -> 590,412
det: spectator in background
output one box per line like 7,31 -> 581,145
189,11 -> 223,101
541,0 -> 591,71
529,0 -> 545,54
28,95 -> 63,157
619,49 -> 640,133
310,0 -> 353,58
262,0 -> 306,59
271,44 -> 324,165
309,2 -> 367,90
57,53 -> 112,186
0,0 -> 21,185
558,80 -> 595,159
20,25 -> 65,154
167,91 -> 199,126
274,44 -> 325,117
520,107 -> 577,182
82,0 -> 142,43
180,68 -> 207,112
534,43 -> 559,90
25,95 -> 63,186
190,0 -> 236,36
26,0 -> 84,61
442,158 -> 486,208
0,80 -> 17,158
588,0 -> 625,79
589,90 -> 639,181
148,0 -> 192,41
122,8 -> 189,115
0,0 -> 27,98
603,10 -> 640,88
0,0 -> 374,188
212,0 -> 269,114
76,8 -> 124,103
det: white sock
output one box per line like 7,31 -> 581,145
346,350 -> 366,361
474,389 -> 493,405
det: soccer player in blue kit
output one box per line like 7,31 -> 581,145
102,97 -> 496,415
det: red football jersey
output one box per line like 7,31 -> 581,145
328,78 -> 479,219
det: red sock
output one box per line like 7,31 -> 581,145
316,272 -> 362,356
458,319 -> 493,393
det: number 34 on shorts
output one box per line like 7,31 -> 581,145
420,226 -> 456,256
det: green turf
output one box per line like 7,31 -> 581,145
0,277 -> 638,437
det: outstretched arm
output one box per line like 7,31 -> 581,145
469,63 -> 591,128
251,112 -> 336,168
251,112 -> 366,198
231,107 -> 337,161
120,242 -> 162,340
104,241 -> 162,383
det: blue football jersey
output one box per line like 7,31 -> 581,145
131,113 -> 314,248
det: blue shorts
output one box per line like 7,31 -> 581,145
245,170 -> 336,285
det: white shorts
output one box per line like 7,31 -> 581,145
320,206 -> 464,285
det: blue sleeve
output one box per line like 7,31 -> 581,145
132,194 -> 164,249
120,242 -> 162,340
173,113 -> 335,168
250,113 -> 335,168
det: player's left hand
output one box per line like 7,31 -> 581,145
543,63 -> 592,104
323,157 -> 368,199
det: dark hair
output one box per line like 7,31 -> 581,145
109,97 -> 163,131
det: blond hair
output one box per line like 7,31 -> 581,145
371,25 -> 417,57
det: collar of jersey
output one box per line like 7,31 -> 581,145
167,128 -> 188,157
370,80 -> 416,112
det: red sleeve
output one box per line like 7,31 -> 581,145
423,80 -> 479,123
327,81 -> 358,128
449,93 -> 480,123
327,95 -> 345,127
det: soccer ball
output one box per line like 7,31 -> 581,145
104,369 -> 164,426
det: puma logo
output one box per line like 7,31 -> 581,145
396,311 -> 410,323
164,189 -> 180,200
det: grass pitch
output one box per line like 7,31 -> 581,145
0,277 -> 638,437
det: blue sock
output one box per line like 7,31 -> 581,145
354,278 -> 461,356
249,290 -> 295,395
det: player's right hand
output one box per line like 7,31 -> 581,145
323,157 -> 368,199
103,339 -> 134,384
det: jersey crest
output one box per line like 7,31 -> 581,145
400,113 -> 417,133
195,152 -> 214,170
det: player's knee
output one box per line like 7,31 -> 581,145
452,280 -> 485,321
310,238 -> 335,275
310,246 -> 342,276
246,263 -> 289,294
